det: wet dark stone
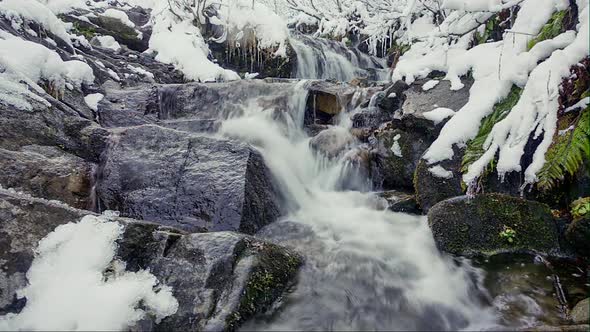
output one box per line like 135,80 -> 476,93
96,125 -> 282,234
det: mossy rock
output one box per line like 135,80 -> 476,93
427,193 -> 559,257
225,239 -> 303,331
565,214 -> 590,257
88,15 -> 146,51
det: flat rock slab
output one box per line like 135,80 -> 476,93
428,193 -> 559,257
96,125 -> 282,234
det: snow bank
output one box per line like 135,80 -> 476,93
216,0 -> 290,56
148,1 -> 239,82
0,34 -> 94,90
389,0 -> 580,187
0,0 -> 71,45
0,215 -> 178,331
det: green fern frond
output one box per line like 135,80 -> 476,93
527,10 -> 567,50
461,85 -> 523,175
537,107 -> 590,191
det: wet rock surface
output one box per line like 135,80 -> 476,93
0,188 -> 302,331
428,193 -> 559,256
96,125 -> 282,234
376,190 -> 421,214
0,146 -> 94,209
565,215 -> 590,258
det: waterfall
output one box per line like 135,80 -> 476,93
290,33 -> 390,82
217,82 -> 498,330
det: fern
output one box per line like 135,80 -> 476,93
527,10 -> 567,50
537,107 -> 590,190
461,86 -> 523,175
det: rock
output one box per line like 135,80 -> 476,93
304,81 -> 356,126
371,128 -> 430,190
309,127 -> 356,157
565,215 -> 590,257
571,298 -> 589,324
96,125 -> 282,234
427,193 -> 559,256
0,89 -> 109,163
0,188 -> 302,331
399,78 -> 472,126
377,190 -> 421,214
377,81 -> 408,112
123,230 -> 302,331
413,151 -> 464,211
86,9 -> 149,52
0,146 -> 94,209
98,80 -> 299,130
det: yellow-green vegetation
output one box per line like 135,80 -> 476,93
71,21 -> 96,39
571,197 -> 590,219
499,225 -> 516,243
527,10 -> 567,50
461,85 -> 523,177
537,106 -> 590,190
474,16 -> 498,45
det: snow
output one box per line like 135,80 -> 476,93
102,8 -> 135,28
148,1 -> 239,82
84,93 -> 104,111
216,0 -> 290,56
0,0 -> 71,46
0,34 -> 94,91
463,1 -> 589,186
423,107 -> 456,125
422,80 -> 440,91
0,215 -> 178,331
390,134 -> 403,157
95,35 -> 121,51
428,165 -> 454,179
127,65 -> 155,79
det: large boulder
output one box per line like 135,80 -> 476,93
427,193 -> 560,256
0,188 -> 302,330
0,146 -> 94,209
96,125 -> 282,234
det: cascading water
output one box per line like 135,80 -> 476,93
217,82 -> 500,330
290,33 -> 390,82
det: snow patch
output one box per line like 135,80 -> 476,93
84,93 -> 104,111
0,215 -> 178,331
423,107 -> 456,125
422,80 -> 440,91
390,134 -> 403,157
95,35 -> 121,51
428,165 -> 454,179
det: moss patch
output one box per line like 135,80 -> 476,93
225,239 -> 302,331
428,193 -> 559,256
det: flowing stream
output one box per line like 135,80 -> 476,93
216,82 -> 498,330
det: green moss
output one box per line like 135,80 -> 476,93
71,21 -> 96,39
225,240 -> 302,331
461,85 -> 522,178
527,10 -> 567,50
474,16 -> 498,45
